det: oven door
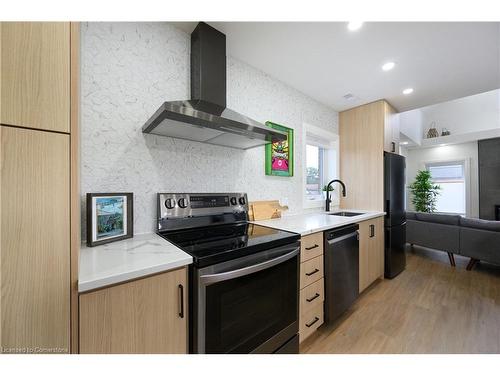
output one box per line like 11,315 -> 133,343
193,242 -> 299,354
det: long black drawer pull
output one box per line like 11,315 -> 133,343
305,268 -> 319,276
178,284 -> 184,318
305,317 -> 320,328
306,293 -> 320,302
305,244 -> 319,251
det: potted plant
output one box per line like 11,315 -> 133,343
408,170 -> 441,213
322,185 -> 334,200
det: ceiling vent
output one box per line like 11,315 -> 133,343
343,93 -> 357,101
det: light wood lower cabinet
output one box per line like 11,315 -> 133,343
79,268 -> 188,354
299,233 -> 324,343
300,255 -> 324,290
1,126 -> 70,353
299,232 -> 323,262
299,279 -> 324,316
299,303 -> 324,343
359,217 -> 384,293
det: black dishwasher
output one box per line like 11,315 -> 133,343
324,224 -> 359,324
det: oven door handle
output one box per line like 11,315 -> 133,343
200,247 -> 299,285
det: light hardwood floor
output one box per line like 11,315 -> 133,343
300,246 -> 500,354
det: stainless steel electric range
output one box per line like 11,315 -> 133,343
156,193 -> 300,354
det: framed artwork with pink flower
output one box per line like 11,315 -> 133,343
265,121 -> 294,177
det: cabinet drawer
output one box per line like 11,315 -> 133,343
300,232 -> 323,262
300,278 -> 324,314
299,303 -> 324,343
300,255 -> 324,289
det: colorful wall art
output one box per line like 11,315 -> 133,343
265,121 -> 294,177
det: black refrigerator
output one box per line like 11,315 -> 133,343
384,152 -> 406,279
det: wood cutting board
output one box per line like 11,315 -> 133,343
249,200 -> 288,221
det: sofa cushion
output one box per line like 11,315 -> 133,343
405,211 -> 417,220
460,227 -> 500,265
407,220 -> 460,254
460,217 -> 500,232
415,212 -> 461,226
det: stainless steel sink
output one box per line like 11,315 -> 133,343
329,211 -> 364,217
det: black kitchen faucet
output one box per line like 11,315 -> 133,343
325,179 -> 346,212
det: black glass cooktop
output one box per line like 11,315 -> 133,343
158,222 -> 300,267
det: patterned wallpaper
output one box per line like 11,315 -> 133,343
81,22 -> 338,235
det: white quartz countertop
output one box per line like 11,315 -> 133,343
79,233 -> 192,293
252,210 -> 385,236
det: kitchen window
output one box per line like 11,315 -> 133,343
306,144 -> 324,199
303,124 -> 338,208
426,161 -> 467,215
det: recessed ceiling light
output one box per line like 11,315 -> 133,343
400,141 -> 409,145
439,144 -> 447,147
403,88 -> 414,95
347,22 -> 364,31
382,62 -> 395,71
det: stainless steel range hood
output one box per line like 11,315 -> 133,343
142,22 -> 287,149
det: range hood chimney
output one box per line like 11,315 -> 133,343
142,22 -> 287,149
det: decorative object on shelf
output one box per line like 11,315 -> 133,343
441,128 -> 451,136
86,192 -> 133,247
408,170 -> 441,213
265,121 -> 294,177
426,122 -> 439,138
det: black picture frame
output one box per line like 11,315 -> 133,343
86,192 -> 133,247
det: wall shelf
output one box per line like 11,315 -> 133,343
409,128 -> 500,149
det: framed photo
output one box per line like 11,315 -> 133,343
86,193 -> 133,247
265,121 -> 294,177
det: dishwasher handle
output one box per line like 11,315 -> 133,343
327,231 -> 359,245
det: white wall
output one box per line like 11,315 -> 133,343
399,109 -> 423,145
399,89 -> 500,147
81,22 -> 338,235
420,89 -> 499,137
406,142 -> 479,217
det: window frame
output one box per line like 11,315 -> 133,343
302,123 -> 339,210
421,157 -> 471,217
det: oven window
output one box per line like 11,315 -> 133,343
205,256 -> 298,353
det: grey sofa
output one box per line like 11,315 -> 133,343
406,212 -> 500,270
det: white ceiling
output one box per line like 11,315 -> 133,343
172,22 -> 500,113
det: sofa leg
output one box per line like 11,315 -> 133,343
466,258 -> 479,271
447,252 -> 456,267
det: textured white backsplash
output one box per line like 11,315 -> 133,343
81,22 -> 338,235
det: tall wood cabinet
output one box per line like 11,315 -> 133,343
0,22 -> 79,354
1,127 -> 70,352
340,100 -> 398,291
79,268 -> 188,354
339,100 -> 399,211
0,22 -> 70,132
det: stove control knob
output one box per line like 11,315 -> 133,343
164,198 -> 176,209
178,198 -> 188,209
239,197 -> 246,205
230,197 -> 237,205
